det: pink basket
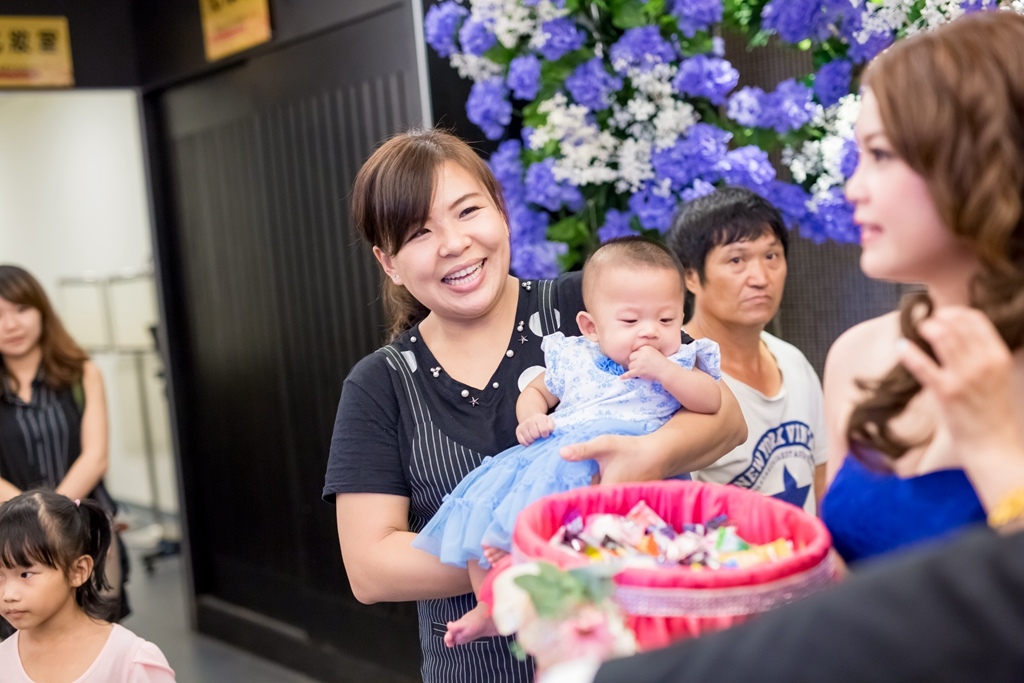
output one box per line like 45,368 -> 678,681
504,480 -> 836,650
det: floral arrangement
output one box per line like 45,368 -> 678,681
490,560 -> 637,670
425,0 -> 1018,277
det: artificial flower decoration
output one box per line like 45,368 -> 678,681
490,560 -> 637,671
425,0 -> 1020,277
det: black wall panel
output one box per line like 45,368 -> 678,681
132,0 -> 403,90
151,4 -> 424,680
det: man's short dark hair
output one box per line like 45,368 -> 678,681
666,186 -> 789,321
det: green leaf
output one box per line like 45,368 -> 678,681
749,28 -> 772,48
514,563 -> 588,617
610,0 -> 647,29
540,51 -> 591,91
642,0 -> 667,19
484,43 -> 517,67
508,640 -> 528,662
547,215 -> 588,243
678,31 -> 715,57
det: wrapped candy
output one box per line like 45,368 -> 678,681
548,501 -> 793,571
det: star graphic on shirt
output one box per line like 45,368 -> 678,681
771,465 -> 810,510
470,397 -> 480,406
519,335 -> 529,344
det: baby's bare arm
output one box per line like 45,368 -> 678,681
621,346 -> 721,414
516,373 -> 560,445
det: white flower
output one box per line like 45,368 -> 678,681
626,97 -> 657,122
614,138 -> 655,194
490,563 -> 542,635
629,64 -> 677,100
449,53 -> 504,82
555,128 -> 620,187
651,99 -> 696,150
783,94 -> 859,189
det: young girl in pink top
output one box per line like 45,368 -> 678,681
0,490 -> 175,682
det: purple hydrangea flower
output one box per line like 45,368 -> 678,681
566,58 -> 623,111
718,146 -> 776,191
651,123 -> 732,191
961,0 -> 999,12
680,179 -> 717,204
512,239 -> 567,279
804,187 -> 858,244
508,197 -> 549,240
458,18 -> 496,57
728,81 -> 816,133
610,27 -> 677,74
524,159 -> 584,212
628,184 -> 678,233
670,0 -> 724,38
508,55 -> 542,101
537,18 -> 586,61
727,86 -> 765,128
673,55 -> 739,106
467,78 -> 512,140
598,209 -> 638,242
761,181 -> 809,231
813,60 -> 852,107
761,0 -> 831,44
489,139 -> 525,203
847,30 -> 894,64
424,1 -> 468,58
835,7 -> 894,64
839,138 -> 859,179
761,79 -> 817,133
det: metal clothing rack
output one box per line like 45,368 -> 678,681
57,270 -> 180,573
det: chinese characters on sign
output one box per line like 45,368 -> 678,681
0,16 -> 73,87
199,0 -> 272,62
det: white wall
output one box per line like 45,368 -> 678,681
0,91 -> 178,515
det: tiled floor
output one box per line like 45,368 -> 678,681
122,527 -> 320,683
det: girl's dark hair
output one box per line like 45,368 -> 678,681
0,490 -> 116,621
350,128 -> 509,340
847,11 -> 1024,463
0,265 -> 88,393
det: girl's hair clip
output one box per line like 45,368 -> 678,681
74,499 -> 81,507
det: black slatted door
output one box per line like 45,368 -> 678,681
154,4 -> 423,680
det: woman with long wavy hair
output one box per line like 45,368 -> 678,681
820,10 -> 1024,565
0,264 -> 130,622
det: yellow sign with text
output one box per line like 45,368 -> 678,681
199,0 -> 272,62
0,16 -> 73,88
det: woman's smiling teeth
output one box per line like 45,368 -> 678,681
442,260 -> 484,285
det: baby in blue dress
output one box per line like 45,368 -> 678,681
412,237 -> 723,646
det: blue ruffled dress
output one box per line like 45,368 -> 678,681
412,333 -> 721,568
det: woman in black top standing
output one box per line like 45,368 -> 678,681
324,129 -> 747,682
0,264 -> 128,621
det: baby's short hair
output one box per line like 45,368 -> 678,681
581,237 -> 684,308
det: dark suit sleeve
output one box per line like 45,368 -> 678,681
596,526 -> 1024,683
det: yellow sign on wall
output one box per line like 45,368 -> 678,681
199,0 -> 272,62
0,16 -> 73,88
